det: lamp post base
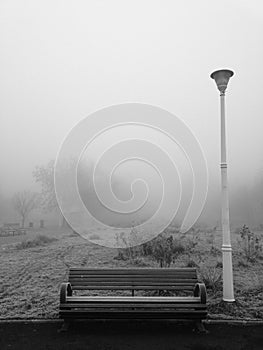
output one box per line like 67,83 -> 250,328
222,245 -> 235,302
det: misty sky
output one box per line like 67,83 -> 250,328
1,0 -> 263,217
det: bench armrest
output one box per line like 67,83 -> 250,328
60,282 -> 72,304
193,283 -> 207,304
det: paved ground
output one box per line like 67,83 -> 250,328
0,320 -> 262,350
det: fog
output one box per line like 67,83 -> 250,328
0,0 -> 263,228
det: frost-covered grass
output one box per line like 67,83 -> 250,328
0,227 -> 262,320
15,235 -> 58,250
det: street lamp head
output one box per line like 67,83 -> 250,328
210,69 -> 234,93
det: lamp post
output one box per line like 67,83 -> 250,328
210,69 -> 235,302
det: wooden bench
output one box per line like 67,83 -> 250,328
0,223 -> 26,237
59,268 -> 207,331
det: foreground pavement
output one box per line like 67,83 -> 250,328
0,320 -> 262,350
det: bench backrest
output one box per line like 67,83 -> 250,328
69,268 -> 198,291
3,223 -> 20,228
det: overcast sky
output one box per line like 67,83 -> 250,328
0,0 -> 263,204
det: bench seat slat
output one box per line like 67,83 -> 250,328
70,285 -> 195,290
60,303 -> 206,309
69,275 -> 197,278
69,274 -> 197,276
70,276 -> 197,283
69,274 -> 197,278
69,269 -> 196,275
69,281 -> 197,285
60,310 -> 207,319
69,271 -> 197,274
69,280 -> 197,284
69,267 -> 196,274
59,310 -> 208,314
65,296 -> 201,302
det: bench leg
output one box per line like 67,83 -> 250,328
193,320 -> 208,334
58,321 -> 70,332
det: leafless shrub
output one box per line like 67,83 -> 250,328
199,266 -> 222,292
239,225 -> 262,261
15,235 -> 57,250
142,234 -> 185,268
185,259 -> 199,268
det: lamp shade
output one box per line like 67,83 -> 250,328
210,69 -> 234,93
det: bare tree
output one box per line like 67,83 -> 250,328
33,160 -> 70,227
33,158 -> 123,228
33,160 -> 58,212
12,190 -> 39,228
33,158 -> 96,227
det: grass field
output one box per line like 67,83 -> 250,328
0,226 -> 262,320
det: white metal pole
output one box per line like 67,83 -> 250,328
220,92 -> 235,302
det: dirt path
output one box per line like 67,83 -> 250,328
0,321 -> 262,350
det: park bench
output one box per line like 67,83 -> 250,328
59,268 -> 207,332
0,223 -> 26,237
